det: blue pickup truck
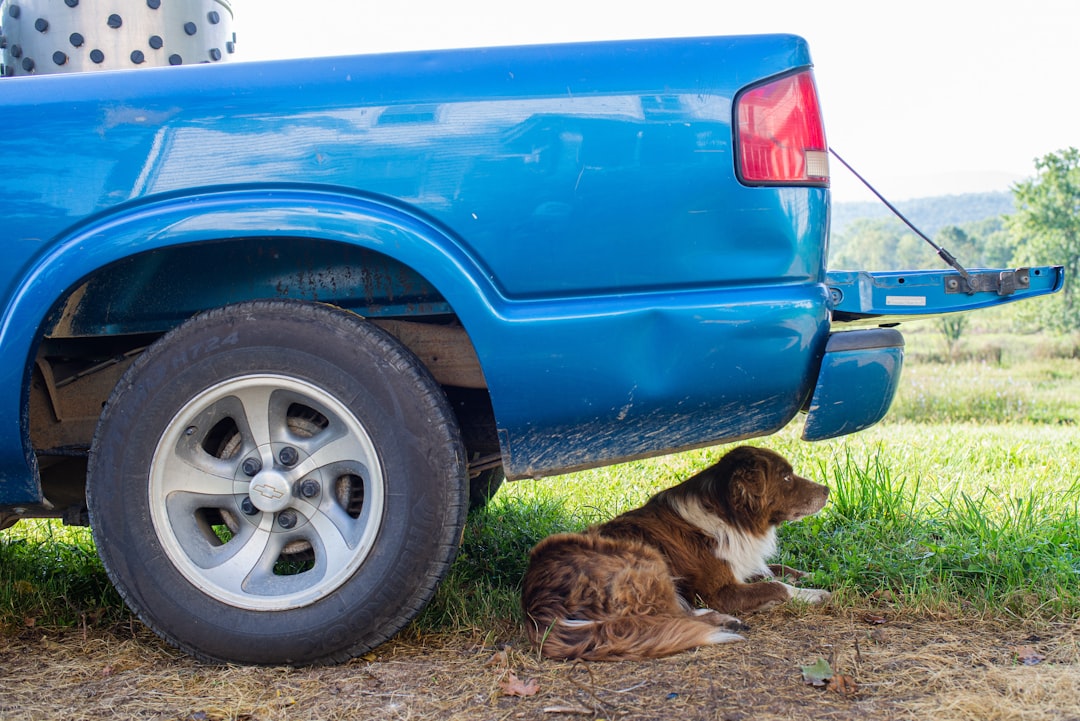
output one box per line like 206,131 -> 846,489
0,22 -> 1062,663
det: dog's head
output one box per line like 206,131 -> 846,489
700,446 -> 829,530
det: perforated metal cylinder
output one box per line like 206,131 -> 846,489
1,0 -> 234,76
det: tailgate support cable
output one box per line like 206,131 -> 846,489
829,148 -> 975,292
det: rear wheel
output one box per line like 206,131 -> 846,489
87,300 -> 467,664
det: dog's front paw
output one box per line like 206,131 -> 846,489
781,583 -> 831,605
768,564 -> 811,581
694,608 -> 751,632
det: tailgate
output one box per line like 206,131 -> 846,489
827,266 -> 1064,326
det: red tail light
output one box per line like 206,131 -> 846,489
736,70 -> 829,186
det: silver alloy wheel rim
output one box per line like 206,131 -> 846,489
148,374 -> 384,611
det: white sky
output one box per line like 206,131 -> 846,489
234,0 -> 1078,202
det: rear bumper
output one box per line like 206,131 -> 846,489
801,328 -> 904,441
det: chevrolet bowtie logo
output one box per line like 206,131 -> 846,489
252,483 -> 286,500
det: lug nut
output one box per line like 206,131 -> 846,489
278,510 -> 298,529
278,446 -> 299,467
241,458 -> 262,477
299,479 -> 320,498
240,497 -> 257,516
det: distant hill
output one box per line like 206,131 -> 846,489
832,191 -> 1015,238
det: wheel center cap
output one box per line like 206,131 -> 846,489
248,471 -> 292,513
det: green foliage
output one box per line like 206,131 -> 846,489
1008,147 -> 1080,331
0,521 -> 126,630
829,217 -> 926,270
964,216 -> 1018,267
830,211 -> 1016,272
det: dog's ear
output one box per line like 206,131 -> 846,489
729,461 -> 768,516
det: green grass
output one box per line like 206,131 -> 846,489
893,325 -> 1080,425
0,520 -> 125,630
779,432 -> 1080,618
5,340 -> 1080,638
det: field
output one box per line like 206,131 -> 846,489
2,325 -> 1079,720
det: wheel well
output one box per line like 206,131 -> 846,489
28,237 -> 499,521
47,236 -> 456,337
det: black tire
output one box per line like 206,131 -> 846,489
87,300 -> 467,665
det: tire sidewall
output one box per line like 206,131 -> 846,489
88,302 -> 466,664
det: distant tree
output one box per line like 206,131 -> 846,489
963,217 -> 1017,267
937,314 -> 967,359
895,232 -> 931,268
1008,147 -> 1080,330
829,217 -> 901,270
830,219 -> 983,272
934,226 -> 979,267
829,217 -> 929,270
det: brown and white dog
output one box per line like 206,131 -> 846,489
521,446 -> 830,661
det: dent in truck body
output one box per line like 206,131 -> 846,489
491,281 -> 831,478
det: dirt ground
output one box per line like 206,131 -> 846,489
2,606 -> 1078,721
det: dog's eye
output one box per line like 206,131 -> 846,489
783,474 -> 793,483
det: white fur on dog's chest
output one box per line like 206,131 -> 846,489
670,497 -> 777,582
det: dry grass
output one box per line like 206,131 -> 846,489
3,606 -> 1078,721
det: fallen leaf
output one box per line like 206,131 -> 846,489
862,614 -> 888,625
827,674 -> 858,696
1013,646 -> 1046,665
484,649 -> 509,669
800,658 -> 833,687
500,670 -> 539,697
23,616 -> 36,628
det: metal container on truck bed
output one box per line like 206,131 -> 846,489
1,0 -> 234,76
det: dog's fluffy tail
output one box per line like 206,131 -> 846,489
528,613 -> 744,661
